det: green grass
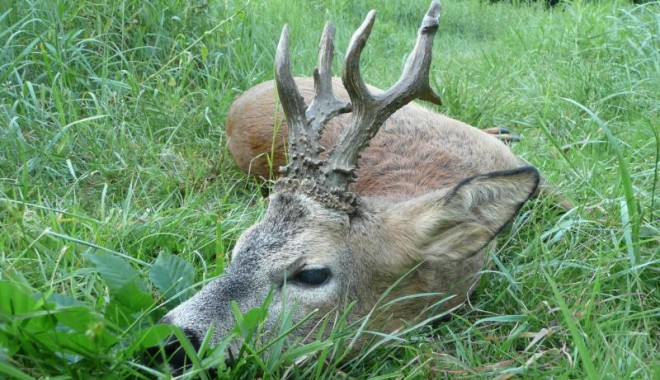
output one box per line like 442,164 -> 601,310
0,0 -> 658,378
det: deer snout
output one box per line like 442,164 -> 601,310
147,315 -> 239,373
146,272 -> 265,370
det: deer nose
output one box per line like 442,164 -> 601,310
144,327 -> 201,373
165,327 -> 201,371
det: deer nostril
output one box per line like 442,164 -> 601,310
166,328 -> 201,371
224,346 -> 236,368
144,328 -> 202,373
183,328 -> 202,350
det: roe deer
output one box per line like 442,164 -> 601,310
161,0 -> 542,367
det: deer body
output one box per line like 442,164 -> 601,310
161,1 -> 541,368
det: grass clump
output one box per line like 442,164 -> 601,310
1,0 -> 658,378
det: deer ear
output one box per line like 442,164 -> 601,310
383,167 -> 540,261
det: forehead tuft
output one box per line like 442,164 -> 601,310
264,191 -> 348,227
231,193 -> 313,262
231,191 -> 348,268
265,192 -> 311,225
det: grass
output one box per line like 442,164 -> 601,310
0,0 -> 658,378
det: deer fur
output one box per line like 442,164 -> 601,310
161,1 -> 541,367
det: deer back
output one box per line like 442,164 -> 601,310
227,77 -> 524,199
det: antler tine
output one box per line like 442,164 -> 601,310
322,0 -> 443,191
341,10 -> 377,109
308,22 -> 352,131
305,22 -> 352,167
382,0 -> 443,108
275,25 -> 310,178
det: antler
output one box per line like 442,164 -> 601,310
274,0 -> 442,213
275,23 -> 351,179
321,0 -> 442,191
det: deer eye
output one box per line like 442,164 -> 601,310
292,267 -> 331,286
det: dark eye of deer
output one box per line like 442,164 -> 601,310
292,268 -> 331,286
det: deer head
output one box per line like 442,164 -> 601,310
160,0 -> 539,367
